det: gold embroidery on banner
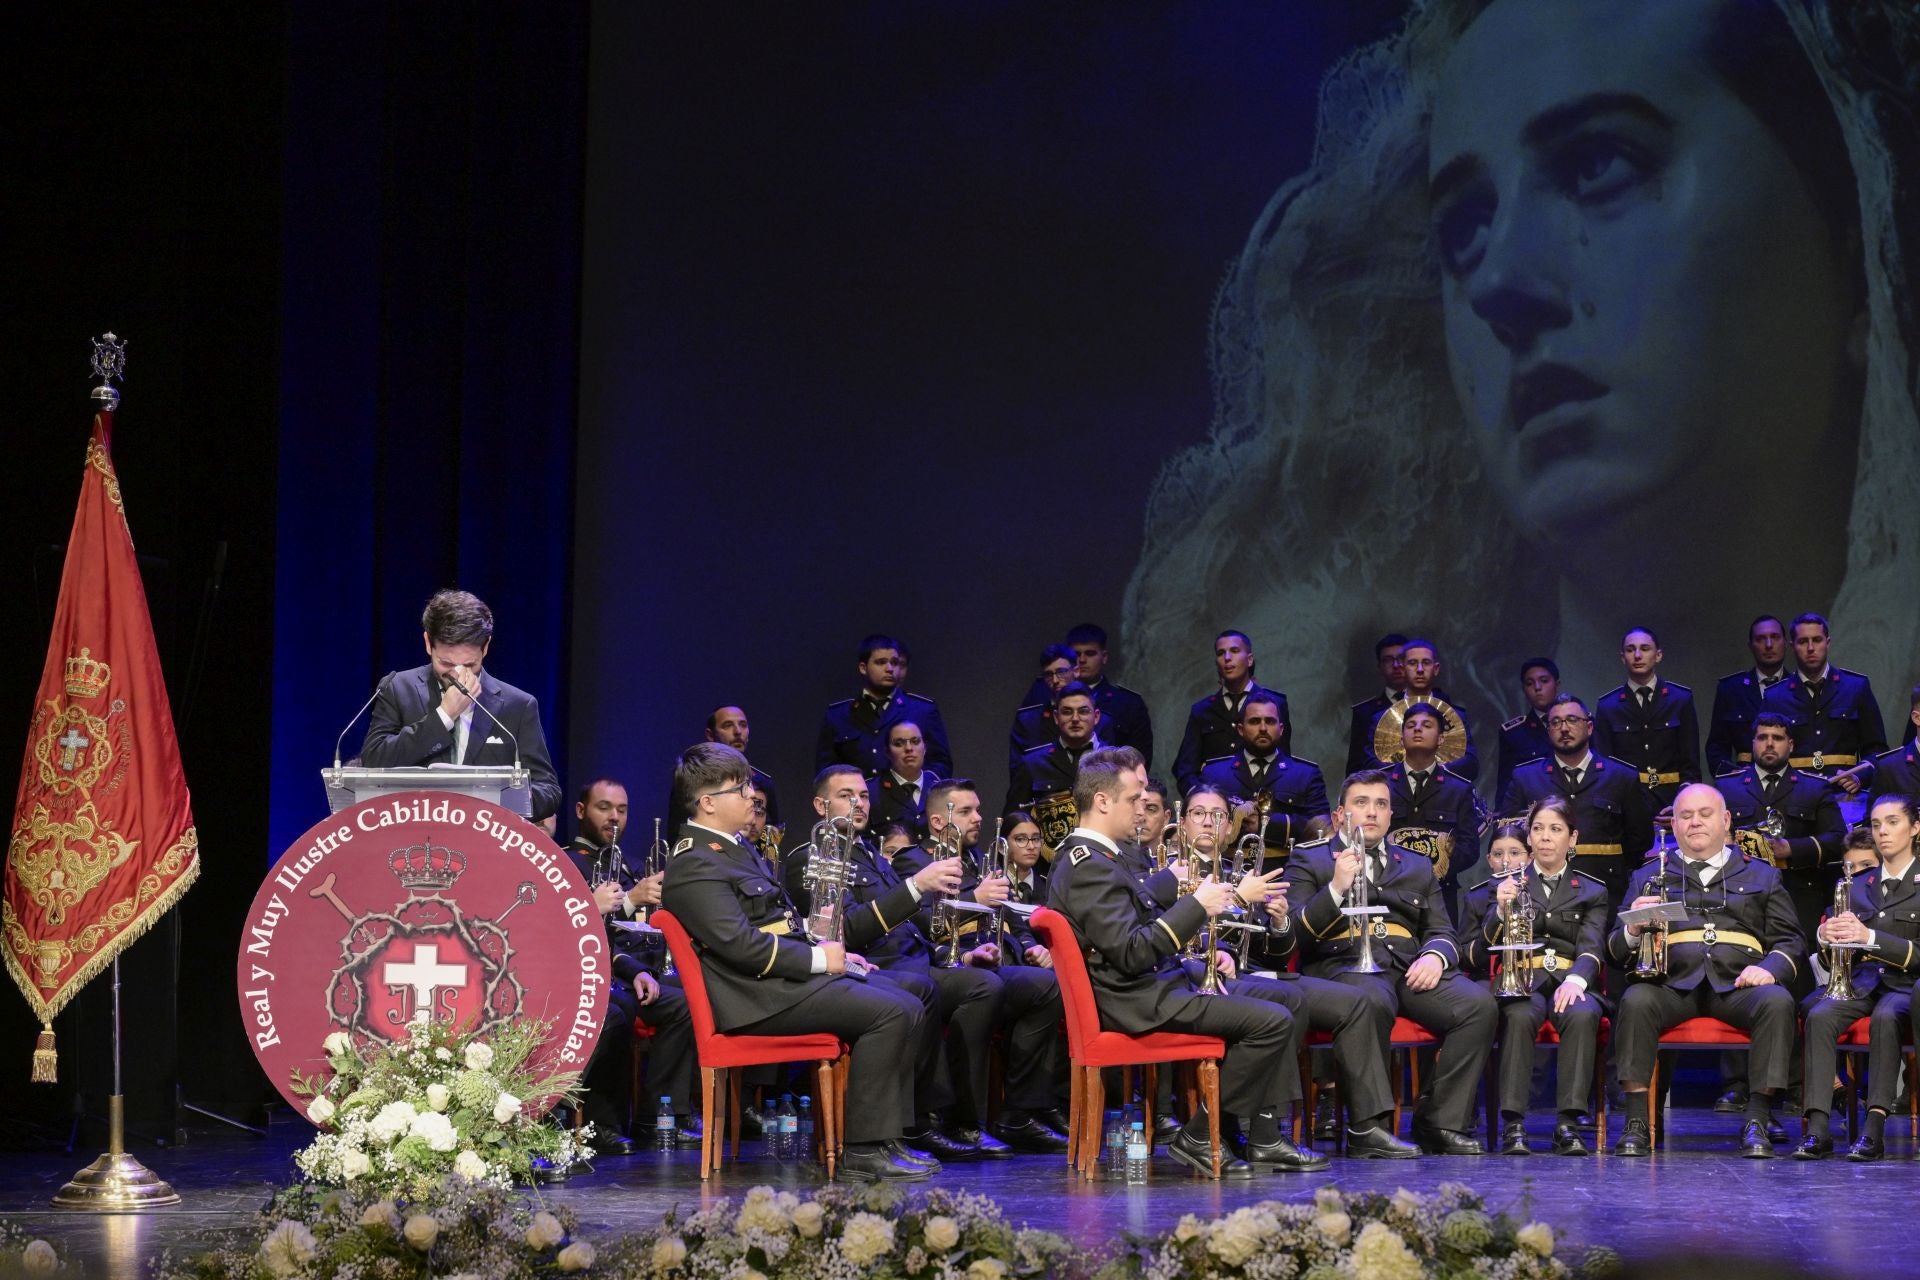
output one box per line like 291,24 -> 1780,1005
7,802 -> 140,926
64,648 -> 111,698
86,437 -> 127,520
32,702 -> 114,795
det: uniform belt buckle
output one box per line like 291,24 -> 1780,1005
1812,751 -> 1825,771
1641,766 -> 1658,786
1542,952 -> 1559,973
1371,920 -> 1389,939
1702,923 -> 1718,946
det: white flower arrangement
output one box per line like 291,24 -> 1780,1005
289,1012 -> 588,1199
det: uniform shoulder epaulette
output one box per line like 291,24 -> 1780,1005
1069,846 -> 1094,866
1502,715 -> 1526,731
1020,742 -> 1054,760
1292,755 -> 1321,770
1437,763 -> 1470,782
1600,684 -> 1629,700
752,765 -> 774,781
1664,679 -> 1692,693
826,697 -> 854,709
1350,697 -> 1381,712
1015,701 -> 1046,714
1294,834 -> 1334,850
671,838 -> 694,857
903,691 -> 938,705
1715,767 -> 1746,779
1199,753 -> 1235,766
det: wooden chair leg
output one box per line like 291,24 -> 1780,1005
836,1052 -> 850,1158
1143,1064 -> 1157,1152
1201,1060 -> 1222,1179
1390,1049 -> 1403,1136
1082,1065 -> 1105,1178
1647,1059 -> 1661,1151
728,1071 -> 743,1163
814,1059 -> 836,1181
1181,1061 -> 1199,1124
1067,1059 -> 1084,1171
699,1066 -> 718,1180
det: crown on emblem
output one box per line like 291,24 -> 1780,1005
388,837 -> 467,890
64,647 -> 111,699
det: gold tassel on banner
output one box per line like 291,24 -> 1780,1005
32,1024 -> 56,1084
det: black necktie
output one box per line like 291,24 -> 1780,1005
1250,757 -> 1269,781
1559,766 -> 1580,791
1806,679 -> 1825,699
1637,687 -> 1654,711
1409,770 -> 1429,799
908,782 -> 920,806
1367,847 -> 1386,885
1762,772 -> 1785,803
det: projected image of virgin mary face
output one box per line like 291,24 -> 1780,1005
1428,0 -> 1860,549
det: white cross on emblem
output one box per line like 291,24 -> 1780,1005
383,944 -> 470,1017
57,728 -> 89,770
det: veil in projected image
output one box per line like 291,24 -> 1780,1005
1123,0 -> 1919,777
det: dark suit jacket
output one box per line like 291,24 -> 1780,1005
1706,669 -> 1789,775
1867,744 -> 1920,801
1382,761 -> 1481,879
1087,679 -> 1154,766
868,769 -> 941,841
1195,751 -> 1329,850
1456,868 -> 1607,990
1832,863 -> 1920,996
814,689 -> 952,777
1277,836 -> 1461,977
1007,704 -> 1052,778
1594,679 -> 1701,788
1605,850 -> 1805,993
1503,752 -> 1654,901
1173,683 -> 1289,791
1045,832 -> 1210,1032
1007,741 -> 1092,813
1494,709 -> 1553,812
360,664 -> 561,820
1761,667 -> 1887,769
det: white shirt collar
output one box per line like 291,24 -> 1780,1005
1800,664 -> 1833,684
1068,826 -> 1119,854
683,821 -> 739,845
1685,846 -> 1733,873
890,769 -> 924,787
1627,677 -> 1658,695
1559,751 -> 1595,773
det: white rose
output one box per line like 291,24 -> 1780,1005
403,1214 -> 439,1250
493,1091 -> 523,1124
464,1041 -> 495,1071
790,1204 -> 824,1238
924,1216 -> 960,1251
361,1201 -> 401,1231
369,1100 -> 418,1144
341,1149 -> 372,1181
1390,1187 -> 1423,1217
1315,1212 -> 1351,1245
306,1095 -> 336,1125
426,1083 -> 451,1112
1313,1187 -> 1344,1212
653,1235 -> 689,1267
322,1031 -> 353,1055
1516,1222 -> 1555,1257
21,1241 -> 57,1274
525,1210 -> 566,1250
258,1221 -> 318,1278
967,1261 -> 1007,1280
454,1150 -> 488,1180
557,1241 -> 596,1271
409,1110 -> 458,1152
436,1046 -> 452,1061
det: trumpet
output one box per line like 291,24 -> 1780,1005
1341,814 -> 1386,974
928,800 -> 995,965
1489,865 -> 1540,999
801,808 -> 859,944
1822,859 -> 1865,1000
1634,836 -> 1674,979
1155,801 -> 1188,874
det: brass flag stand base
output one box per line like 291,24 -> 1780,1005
53,957 -> 180,1210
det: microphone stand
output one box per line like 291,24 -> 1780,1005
445,673 -> 528,790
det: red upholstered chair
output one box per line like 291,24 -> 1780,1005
1834,1016 -> 1919,1138
1030,907 -> 1225,1178
1298,1017 -> 1437,1149
652,910 -> 849,1180
1646,1016 -> 1749,1150
1479,1015 -> 1611,1148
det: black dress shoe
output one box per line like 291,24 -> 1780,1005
1574,1111 -> 1599,1132
992,1115 -> 1071,1154
1241,1136 -> 1331,1172
528,1156 -> 572,1184
1613,1120 -> 1650,1157
1313,1093 -> 1339,1143
1739,1119 -> 1776,1158
739,1104 -> 771,1136
1035,1107 -> 1073,1135
672,1125 -> 705,1148
841,1144 -> 935,1182
1847,1134 -> 1885,1162
1412,1121 -> 1485,1156
1767,1117 -> 1790,1144
1166,1124 -> 1254,1178
1499,1120 -> 1531,1156
907,1128 -> 980,1161
1551,1123 -> 1589,1156
1714,1088 -> 1748,1114
591,1133 -> 637,1157
1794,1134 -> 1833,1160
1345,1127 -> 1421,1159
886,1140 -> 940,1169
948,1126 -> 1012,1159
1152,1112 -> 1183,1141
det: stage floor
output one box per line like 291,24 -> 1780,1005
0,1107 -> 1888,1278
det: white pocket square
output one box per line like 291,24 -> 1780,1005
486,735 -> 505,745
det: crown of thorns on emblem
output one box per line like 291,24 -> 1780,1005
308,836 -> 541,1037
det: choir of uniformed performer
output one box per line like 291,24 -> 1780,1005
1281,770 -> 1497,1155
1609,783 -> 1806,1158
1458,801 -> 1607,1156
1795,793 -> 1920,1162
1706,616 -> 1791,775
1047,748 -> 1328,1176
1494,658 -> 1560,811
1761,613 -> 1884,801
1006,644 -> 1077,775
815,634 -> 953,778
1173,630 -> 1291,791
1593,627 -> 1702,809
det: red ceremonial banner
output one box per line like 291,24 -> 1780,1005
4,408 -> 200,1081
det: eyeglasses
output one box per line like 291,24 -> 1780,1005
1188,808 -> 1230,823
1546,716 -> 1591,727
1009,834 -> 1044,845
704,780 -> 757,801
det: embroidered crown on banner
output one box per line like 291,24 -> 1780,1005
387,838 -> 467,890
64,647 -> 111,699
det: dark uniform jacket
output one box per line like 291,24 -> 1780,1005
1503,753 -> 1654,900
1045,831 -> 1211,1031
891,842 -> 1040,963
1085,678 -> 1154,766
1761,667 -> 1887,773
868,769 -> 942,841
1173,683 -> 1290,791
1823,862 -> 1920,996
565,838 -> 664,976
1593,679 -> 1701,790
783,836 -> 938,970
1494,709 -> 1553,812
1866,743 -> 1920,801
1196,751 -> 1330,851
1007,704 -> 1052,777
1718,765 -> 1845,871
1007,740 -> 1097,813
1347,688 -> 1481,783
814,689 -> 953,777
1605,849 -> 1805,994
360,664 -> 563,820
1705,668 -> 1790,775
665,764 -> 778,848
661,825 -> 896,1030
1456,868 -> 1607,990
1277,836 -> 1462,977
1382,761 -> 1481,883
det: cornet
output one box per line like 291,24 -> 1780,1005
801,807 -> 858,944
1341,815 -> 1387,974
1488,865 -> 1540,999
1822,859 -> 1866,1000
928,800 -> 995,965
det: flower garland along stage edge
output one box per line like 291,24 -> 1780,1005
289,1011 -> 593,1200
148,1179 -> 1629,1280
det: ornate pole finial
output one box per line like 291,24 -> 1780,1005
89,332 -> 126,411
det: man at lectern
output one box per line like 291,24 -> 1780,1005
360,589 -> 562,822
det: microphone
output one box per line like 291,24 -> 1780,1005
444,671 -> 524,779
333,678 -> 389,773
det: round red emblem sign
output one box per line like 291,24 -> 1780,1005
237,792 -> 610,1113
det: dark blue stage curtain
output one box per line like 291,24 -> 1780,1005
268,3 -> 587,857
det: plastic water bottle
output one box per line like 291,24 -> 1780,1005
1104,1114 -> 1127,1174
1125,1121 -> 1149,1184
775,1094 -> 798,1159
655,1097 -> 675,1150
796,1096 -> 815,1159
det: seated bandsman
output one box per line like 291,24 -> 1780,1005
1761,613 -> 1884,801
563,777 -> 698,1154
1458,802 -> 1607,1157
1008,681 -> 1104,842
1796,794 -> 1920,1162
1505,694 -> 1655,908
1381,702 -> 1482,893
1719,712 -> 1847,944
1198,693 -> 1330,858
868,720 -> 942,841
815,634 -> 953,778
1007,644 -> 1077,776
892,779 -> 1073,1153
1594,627 -> 1702,810
1048,747 -> 1327,1175
659,743 -> 938,1182
1003,811 -> 1051,907
1283,770 -> 1497,1156
1609,783 -> 1806,1158
1173,630 -> 1291,792
1864,685 -> 1920,801
1495,659 -> 1560,812
1705,615 -> 1791,775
